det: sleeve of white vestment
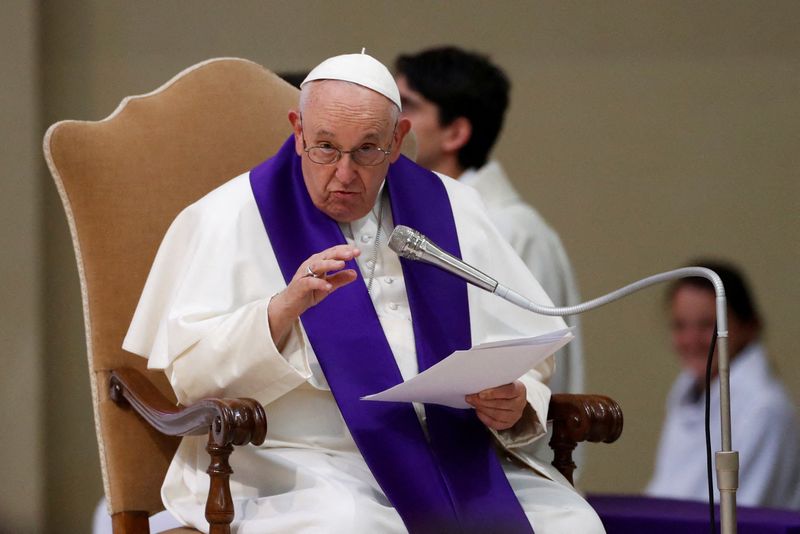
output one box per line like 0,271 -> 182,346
122,175 -> 313,405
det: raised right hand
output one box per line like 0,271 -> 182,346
267,244 -> 361,347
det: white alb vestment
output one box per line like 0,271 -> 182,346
646,342 -> 800,510
124,170 -> 604,533
459,161 -> 583,396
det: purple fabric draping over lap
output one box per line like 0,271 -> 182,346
249,137 -> 532,534
587,494 -> 800,534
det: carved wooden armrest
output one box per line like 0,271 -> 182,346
548,393 -> 623,485
109,367 -> 267,534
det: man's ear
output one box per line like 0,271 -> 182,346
288,109 -> 303,156
389,117 -> 412,163
441,117 -> 472,153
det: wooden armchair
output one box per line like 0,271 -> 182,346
43,57 -> 622,534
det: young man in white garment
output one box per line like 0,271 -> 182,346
394,46 -> 583,399
115,52 -> 605,533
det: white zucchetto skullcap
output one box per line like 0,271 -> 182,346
301,50 -> 402,110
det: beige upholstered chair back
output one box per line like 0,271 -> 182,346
43,58 -> 301,516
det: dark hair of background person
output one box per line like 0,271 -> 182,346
666,259 -> 762,329
395,46 -> 510,170
279,71 -> 308,89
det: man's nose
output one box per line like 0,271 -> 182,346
334,153 -> 358,182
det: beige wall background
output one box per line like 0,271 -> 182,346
2,1 -> 797,532
1,1 -> 43,533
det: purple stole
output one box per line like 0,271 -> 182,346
250,137 -> 533,533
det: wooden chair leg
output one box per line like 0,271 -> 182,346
205,434 -> 235,534
549,430 -> 578,485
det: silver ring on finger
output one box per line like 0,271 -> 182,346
305,264 -> 319,278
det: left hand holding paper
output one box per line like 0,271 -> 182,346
466,380 -> 527,430
361,328 -> 572,409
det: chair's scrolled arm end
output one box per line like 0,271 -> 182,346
109,367 -> 267,447
206,397 -> 268,447
549,393 -> 624,444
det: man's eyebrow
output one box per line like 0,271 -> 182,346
360,131 -> 382,142
309,127 -> 385,144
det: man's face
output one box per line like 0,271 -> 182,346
669,285 -> 752,381
395,75 -> 448,171
289,81 -> 409,223
670,286 -> 718,380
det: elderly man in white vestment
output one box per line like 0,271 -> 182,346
123,52 -> 604,533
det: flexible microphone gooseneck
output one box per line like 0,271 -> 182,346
388,224 -> 739,534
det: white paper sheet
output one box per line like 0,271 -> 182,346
361,328 -> 573,409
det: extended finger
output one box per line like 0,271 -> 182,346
467,397 -> 520,411
317,244 -> 361,262
477,382 -> 523,400
302,270 -> 359,308
325,269 -> 358,290
306,258 -> 349,278
297,275 -> 333,293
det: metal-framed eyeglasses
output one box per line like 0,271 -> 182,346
300,114 -> 397,166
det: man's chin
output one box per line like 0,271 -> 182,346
680,356 -> 709,377
323,203 -> 369,223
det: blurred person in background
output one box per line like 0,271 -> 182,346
646,260 -> 800,509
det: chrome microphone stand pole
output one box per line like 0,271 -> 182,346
494,267 -> 738,534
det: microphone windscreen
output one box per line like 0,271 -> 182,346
388,225 -> 417,256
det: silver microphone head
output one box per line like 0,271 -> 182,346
388,224 -> 499,292
388,225 -> 425,260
